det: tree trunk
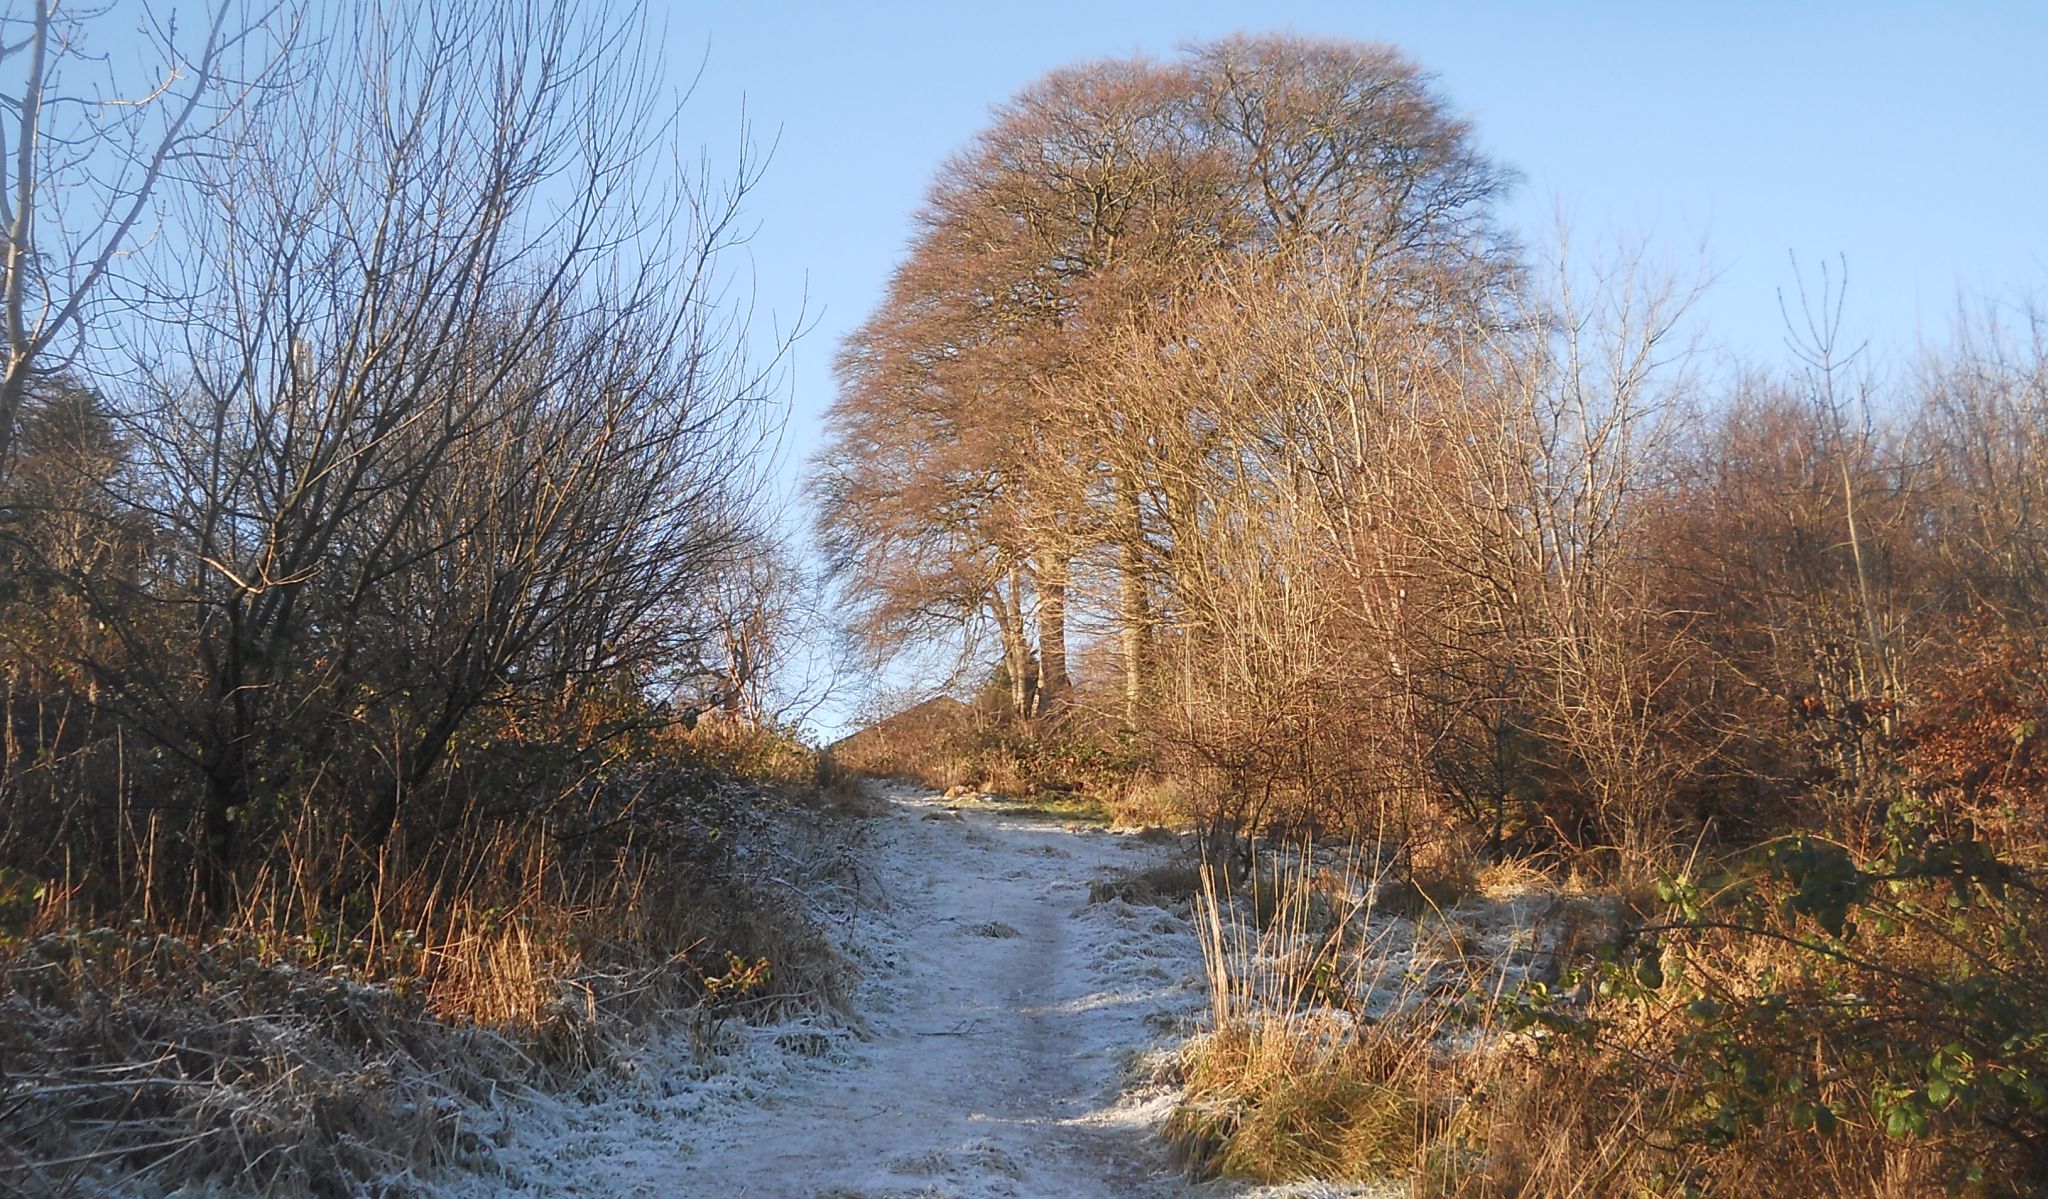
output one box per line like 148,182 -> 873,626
0,4 -> 49,485
1006,633 -> 1032,716
992,568 -> 1035,718
198,763 -> 241,919
1037,553 -> 1070,710
1117,478 -> 1147,725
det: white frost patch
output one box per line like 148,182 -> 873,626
429,1015 -> 861,1197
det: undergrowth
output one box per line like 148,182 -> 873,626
0,725 -> 866,1198
1170,810 -> 2048,1198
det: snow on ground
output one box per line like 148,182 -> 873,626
673,782 -> 1210,1199
426,780 -> 1421,1199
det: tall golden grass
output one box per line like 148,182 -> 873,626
0,727 -> 860,1197
1169,848 -> 1964,1198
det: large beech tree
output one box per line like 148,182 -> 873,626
813,35 -> 1512,727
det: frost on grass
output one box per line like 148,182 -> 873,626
8,781 -> 1514,1198
431,1016 -> 863,1198
0,784 -> 869,1199
1167,847 -> 1628,1191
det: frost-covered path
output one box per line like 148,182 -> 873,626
679,781 -> 1206,1198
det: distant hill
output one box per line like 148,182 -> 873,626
829,695 -> 977,785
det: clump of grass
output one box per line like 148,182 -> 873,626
0,926 -> 511,1197
1171,849 -> 1455,1183
1112,774 -> 1197,829
1172,845 -> 1669,1192
1170,1021 -> 1425,1182
1472,857 -> 1554,897
1089,861 -> 1207,908
810,747 -> 864,799
679,716 -> 840,794
1410,841 -> 1481,911
802,779 -> 891,820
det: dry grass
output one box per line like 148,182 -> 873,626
1172,850 -> 1444,1181
1111,775 -> 1197,829
1088,860 -> 1207,908
0,771 -> 863,1198
1172,1019 -> 1428,1182
679,716 -> 837,793
1170,846 -> 1650,1193
828,697 -> 982,790
1408,841 -> 1482,913
1168,846 -> 1998,1198
1,926 -> 512,1197
1471,858 -> 1554,898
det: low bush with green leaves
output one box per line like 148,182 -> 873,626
1510,799 -> 2048,1193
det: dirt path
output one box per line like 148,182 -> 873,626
434,783 -> 1414,1199
677,780 -> 1206,1198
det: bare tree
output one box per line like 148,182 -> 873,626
39,0 -> 783,913
0,0 -> 290,480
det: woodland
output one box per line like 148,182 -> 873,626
0,4 -> 2042,1197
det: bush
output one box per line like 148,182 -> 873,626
1499,799 -> 2048,1195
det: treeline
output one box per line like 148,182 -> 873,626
814,34 -> 2047,874
0,0 -> 791,924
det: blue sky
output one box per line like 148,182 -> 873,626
671,1 -> 2047,728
